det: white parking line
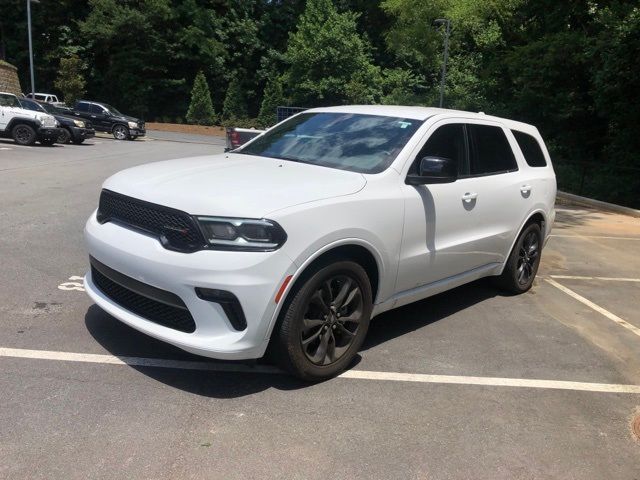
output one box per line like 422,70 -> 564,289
2,347 -> 640,393
549,234 -> 640,241
545,278 -> 640,338
549,275 -> 640,283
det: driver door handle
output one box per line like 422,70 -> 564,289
462,192 -> 478,202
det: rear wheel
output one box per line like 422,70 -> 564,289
273,260 -> 372,381
112,124 -> 129,140
12,124 -> 36,146
57,128 -> 71,144
497,223 -> 542,294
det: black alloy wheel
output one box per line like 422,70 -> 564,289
58,128 -> 71,144
300,275 -> 364,366
12,124 -> 36,146
516,230 -> 539,286
497,222 -> 542,294
273,260 -> 373,381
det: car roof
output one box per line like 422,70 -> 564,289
306,105 -> 539,135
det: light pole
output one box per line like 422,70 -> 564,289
433,18 -> 450,108
27,0 -> 40,96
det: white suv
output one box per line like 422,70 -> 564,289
84,105 -> 556,380
1,92 -> 62,145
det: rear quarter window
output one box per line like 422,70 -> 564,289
512,130 -> 547,167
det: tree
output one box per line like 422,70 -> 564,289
281,0 -> 382,106
222,76 -> 248,123
257,76 -> 283,127
186,71 -> 216,125
53,55 -> 86,105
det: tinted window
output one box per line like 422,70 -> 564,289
468,124 -> 517,175
240,112 -> 422,174
77,102 -> 90,112
414,124 -> 469,176
90,104 -> 105,114
19,99 -> 46,112
512,130 -> 547,167
34,94 -> 46,101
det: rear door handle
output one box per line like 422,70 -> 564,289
462,192 -> 478,202
520,184 -> 532,193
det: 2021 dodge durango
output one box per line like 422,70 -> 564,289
84,105 -> 556,380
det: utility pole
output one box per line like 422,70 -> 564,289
433,18 -> 450,108
27,0 -> 39,96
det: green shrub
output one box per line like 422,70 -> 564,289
186,71 -> 217,125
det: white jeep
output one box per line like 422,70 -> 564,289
0,92 -> 63,146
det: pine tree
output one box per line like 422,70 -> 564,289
257,76 -> 283,127
186,71 -> 217,125
53,55 -> 86,105
222,77 -> 248,123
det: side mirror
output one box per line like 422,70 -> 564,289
405,156 -> 457,185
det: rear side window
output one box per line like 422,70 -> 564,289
512,130 -> 547,167
415,124 -> 469,176
467,124 -> 518,175
77,102 -> 90,112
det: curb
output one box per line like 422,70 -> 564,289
556,191 -> 640,218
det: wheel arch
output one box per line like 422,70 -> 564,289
6,118 -> 40,132
499,209 -> 548,273
265,240 -> 383,343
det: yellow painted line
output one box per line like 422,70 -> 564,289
2,347 -> 640,393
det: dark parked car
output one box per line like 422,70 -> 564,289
72,101 -> 145,140
18,98 -> 95,144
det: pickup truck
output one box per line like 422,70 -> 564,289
0,92 -> 63,146
225,127 -> 264,151
71,100 -> 145,140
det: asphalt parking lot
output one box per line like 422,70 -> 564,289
1,133 -> 639,479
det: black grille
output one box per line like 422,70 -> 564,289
91,262 -> 196,333
97,189 -> 205,252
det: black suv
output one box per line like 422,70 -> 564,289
72,101 -> 145,140
18,98 -> 95,144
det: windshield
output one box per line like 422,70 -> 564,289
239,112 -> 422,174
0,93 -> 20,108
102,104 -> 122,115
20,100 -> 47,113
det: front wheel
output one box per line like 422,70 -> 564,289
497,223 -> 542,294
57,128 -> 71,144
112,124 -> 129,140
273,260 -> 373,381
12,124 -> 36,146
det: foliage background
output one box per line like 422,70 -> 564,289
0,0 -> 638,207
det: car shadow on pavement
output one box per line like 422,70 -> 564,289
362,278 -> 502,351
85,279 -> 505,398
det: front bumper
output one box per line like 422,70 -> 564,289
129,127 -> 146,137
69,126 -> 95,140
37,127 -> 64,141
84,212 -> 295,360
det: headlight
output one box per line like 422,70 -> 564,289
128,121 -> 137,128
74,120 -> 85,128
197,217 -> 287,251
36,116 -> 45,126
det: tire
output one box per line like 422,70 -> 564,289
497,223 -> 542,294
273,260 -> 373,381
72,138 -> 85,145
12,124 -> 36,146
39,138 -> 56,146
112,124 -> 129,140
58,128 -> 71,144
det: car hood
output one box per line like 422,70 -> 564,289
102,154 -> 367,218
54,113 -> 86,125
